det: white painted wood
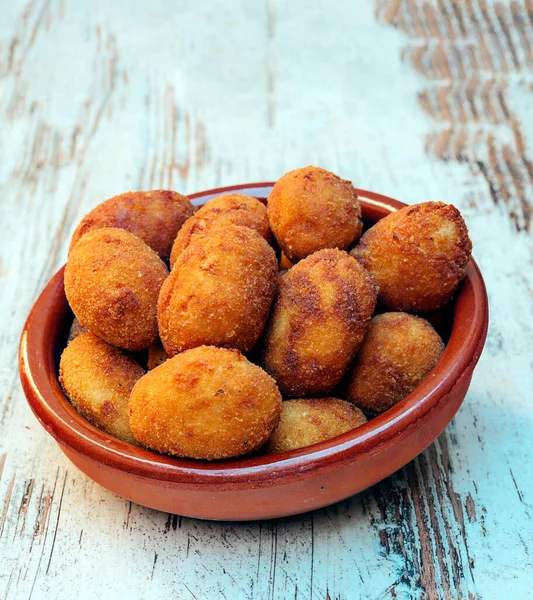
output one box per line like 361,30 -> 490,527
1,1 -> 532,598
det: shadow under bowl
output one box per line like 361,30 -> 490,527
18,184 -> 489,521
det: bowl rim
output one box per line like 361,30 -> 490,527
19,183 -> 489,488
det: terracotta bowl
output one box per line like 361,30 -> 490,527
19,184 -> 489,521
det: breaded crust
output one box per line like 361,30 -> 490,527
265,398 -> 367,453
343,312 -> 445,414
261,248 -> 377,397
351,201 -> 472,312
59,332 -> 145,444
69,190 -> 194,258
65,228 -> 169,350
128,346 -> 282,460
169,194 -> 271,268
159,224 -> 278,355
267,166 -> 363,261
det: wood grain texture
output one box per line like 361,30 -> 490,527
376,0 -> 533,231
1,1 -> 532,598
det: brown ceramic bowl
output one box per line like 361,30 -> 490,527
19,184 -> 488,521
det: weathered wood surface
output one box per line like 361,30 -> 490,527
1,1 -> 532,598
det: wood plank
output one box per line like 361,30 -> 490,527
0,1 -> 532,598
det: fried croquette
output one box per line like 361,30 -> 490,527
279,253 -> 293,270
265,398 -> 367,453
158,224 -> 277,356
65,228 -> 169,351
128,346 -> 282,460
147,340 -> 169,370
169,194 -> 271,268
67,317 -> 88,342
351,201 -> 472,312
343,312 -> 445,415
262,248 -> 377,397
267,166 -> 363,261
59,332 -> 144,444
69,190 -> 194,259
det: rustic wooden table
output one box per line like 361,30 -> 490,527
1,1 -> 532,598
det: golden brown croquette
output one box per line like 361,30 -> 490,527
351,202 -> 472,312
128,346 -> 282,460
147,339 -> 169,370
65,228 -> 168,351
159,224 -> 277,356
69,190 -> 194,259
170,194 -> 271,268
67,317 -> 88,342
261,248 -> 377,397
343,312 -> 445,414
59,332 -> 144,444
265,398 -> 367,453
267,166 -> 362,261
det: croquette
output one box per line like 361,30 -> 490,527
147,340 -> 169,370
351,202 -> 472,312
67,317 -> 88,342
159,224 -> 277,356
57,178 -> 471,466
343,312 -> 445,415
69,190 -> 194,259
265,398 -> 367,453
65,228 -> 169,351
279,253 -> 293,270
261,248 -> 377,397
59,332 -> 144,444
267,166 -> 363,261
169,193 -> 272,268
128,346 -> 282,460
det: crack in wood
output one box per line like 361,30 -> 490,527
44,470 -> 67,576
14,478 -> 35,540
0,453 -> 6,482
370,430 -> 478,598
0,474 -> 16,540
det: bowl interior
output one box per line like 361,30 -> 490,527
19,184 -> 488,485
